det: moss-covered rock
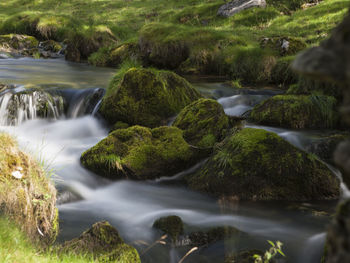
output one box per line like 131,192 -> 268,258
40,40 -> 62,53
81,125 -> 209,180
185,128 -> 340,201
100,67 -> 201,128
0,34 -> 39,57
60,221 -> 140,263
250,95 -> 339,129
270,56 -> 298,87
260,36 -> 307,56
173,98 -> 229,148
0,133 -> 58,245
153,215 -> 184,242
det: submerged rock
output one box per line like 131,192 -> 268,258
186,128 -> 340,201
153,215 -> 184,242
225,249 -> 266,263
0,133 -> 58,245
217,0 -> 267,18
250,95 -> 339,129
100,68 -> 201,128
173,98 -> 230,148
60,221 -> 140,263
81,126 -> 209,180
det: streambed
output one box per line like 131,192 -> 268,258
0,58 -> 340,263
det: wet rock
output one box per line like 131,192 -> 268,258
0,34 -> 39,57
81,125 -> 210,180
188,226 -> 240,247
0,88 -> 65,125
260,37 -> 307,56
173,99 -> 230,148
100,68 -> 201,128
217,0 -> 266,18
250,95 -> 339,129
306,133 -> 350,165
153,215 -> 184,242
39,40 -> 62,53
185,128 -> 340,201
0,133 -> 58,245
60,221 -> 140,263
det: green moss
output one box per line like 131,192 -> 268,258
250,94 -> 339,129
60,221 -> 140,263
81,125 -> 208,180
173,98 -> 230,148
185,128 -> 340,200
270,55 -> 298,87
153,215 -> 184,242
100,67 -> 201,127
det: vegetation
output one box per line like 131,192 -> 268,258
0,216 -> 95,263
185,128 -> 340,200
81,125 -> 210,180
100,67 -> 201,127
0,133 -> 58,245
0,0 -> 348,85
254,240 -> 285,263
173,98 -> 230,148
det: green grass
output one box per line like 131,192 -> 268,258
0,0 -> 348,84
0,216 -> 95,263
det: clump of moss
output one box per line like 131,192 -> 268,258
81,126 -> 209,180
270,56 -> 298,88
0,133 -> 58,245
100,67 -> 201,128
153,215 -> 184,242
65,26 -> 118,62
186,128 -> 340,201
173,98 -> 230,148
60,221 -> 140,263
250,95 -> 339,129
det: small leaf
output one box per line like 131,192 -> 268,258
267,240 -> 275,247
277,249 -> 286,257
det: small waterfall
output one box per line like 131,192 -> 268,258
0,86 -> 105,126
0,88 -> 65,126
65,88 -> 105,118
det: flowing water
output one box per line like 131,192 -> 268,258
0,58 -> 341,263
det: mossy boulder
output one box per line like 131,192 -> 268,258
153,215 -> 184,242
250,95 -> 339,129
40,40 -> 62,53
0,133 -> 58,245
173,98 -> 229,148
185,128 -> 340,201
260,37 -> 307,56
100,68 -> 201,128
81,126 -> 209,180
60,221 -> 140,263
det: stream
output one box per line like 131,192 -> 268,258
0,58 -> 341,263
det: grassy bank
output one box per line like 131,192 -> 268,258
0,217 -> 94,263
0,0 -> 348,85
